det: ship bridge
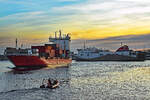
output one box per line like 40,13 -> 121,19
49,30 -> 71,51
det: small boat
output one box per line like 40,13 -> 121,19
40,80 -> 59,89
51,81 -> 59,89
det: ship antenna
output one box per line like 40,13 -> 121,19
59,30 -> 62,38
64,41 -> 66,58
21,44 -> 23,48
84,40 -> 86,49
121,42 -> 123,46
55,31 -> 57,38
16,38 -> 18,48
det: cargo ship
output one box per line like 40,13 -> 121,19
74,45 -> 145,61
4,30 -> 72,71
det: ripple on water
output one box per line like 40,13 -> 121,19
1,61 -> 150,99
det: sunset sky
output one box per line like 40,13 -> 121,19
0,0 -> 150,53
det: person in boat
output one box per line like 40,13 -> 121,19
52,79 -> 59,89
53,80 -> 58,85
46,78 -> 52,88
40,79 -> 46,88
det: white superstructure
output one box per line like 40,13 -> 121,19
75,45 -> 141,61
76,47 -> 113,59
49,30 -> 71,51
115,45 -> 137,57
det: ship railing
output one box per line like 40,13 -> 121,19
5,53 -> 39,56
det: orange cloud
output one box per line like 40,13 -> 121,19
70,24 -> 150,40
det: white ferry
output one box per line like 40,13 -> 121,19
74,45 -> 145,61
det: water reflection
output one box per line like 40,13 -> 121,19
0,62 -> 71,92
69,61 -> 150,99
1,61 -> 150,99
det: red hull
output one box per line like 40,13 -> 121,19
7,55 -> 72,71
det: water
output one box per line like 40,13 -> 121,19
1,61 -> 150,100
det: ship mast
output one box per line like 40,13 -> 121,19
59,30 -> 62,39
55,31 -> 57,39
121,42 -> 123,47
84,40 -> 86,49
16,38 -> 18,48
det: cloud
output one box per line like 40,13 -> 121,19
118,0 -> 150,3
71,34 -> 150,51
1,0 -> 150,40
52,0 -> 150,27
57,0 -> 77,2
0,10 -> 73,37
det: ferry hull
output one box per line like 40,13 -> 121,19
7,55 -> 72,71
75,54 -> 145,61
